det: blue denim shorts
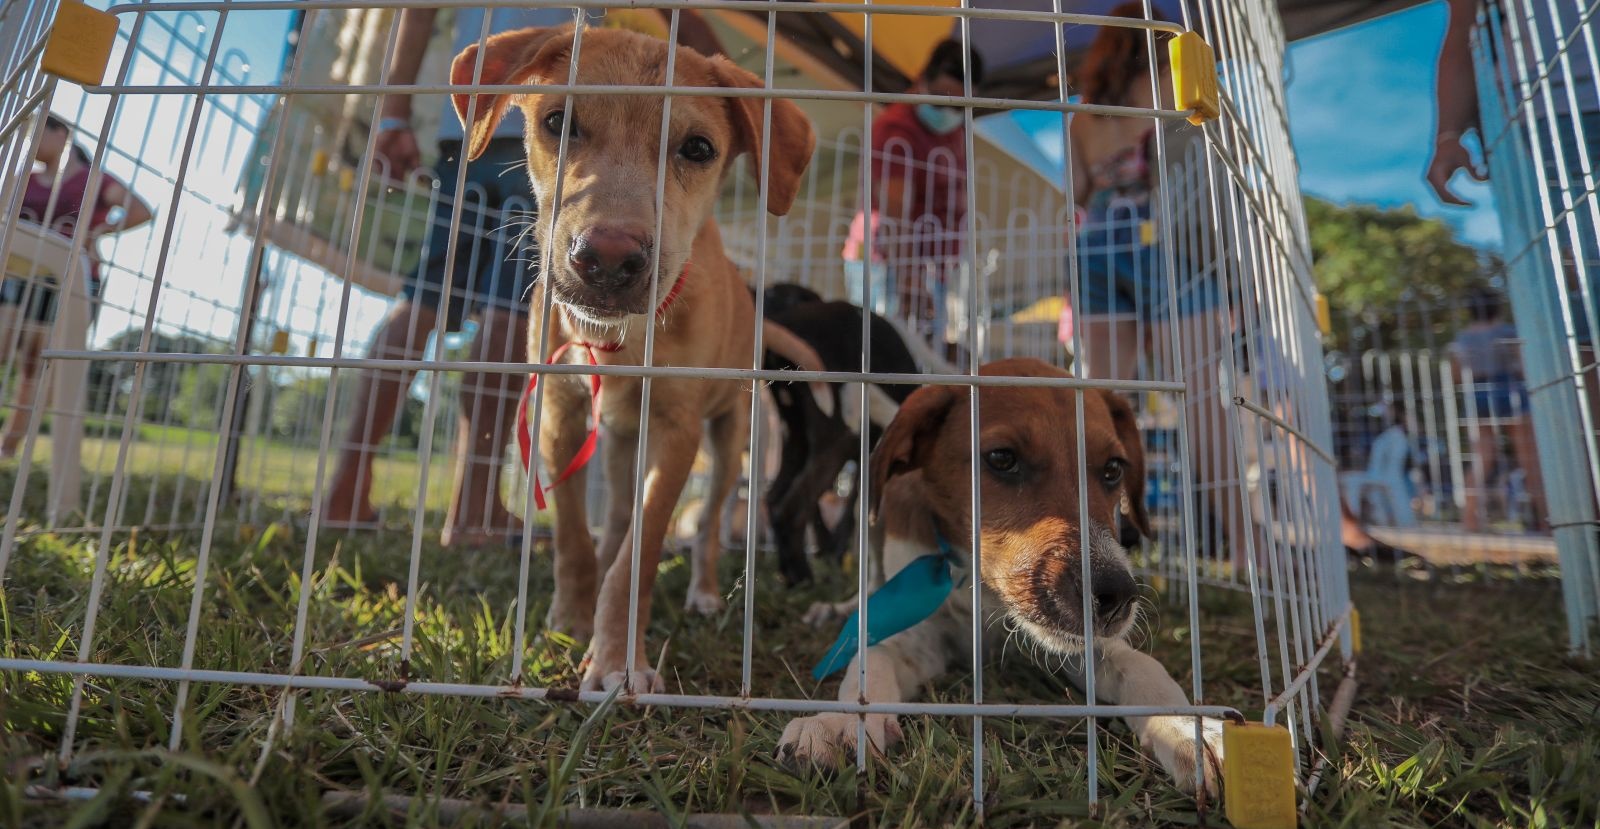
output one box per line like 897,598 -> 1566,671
403,138 -> 539,332
1073,207 -> 1218,322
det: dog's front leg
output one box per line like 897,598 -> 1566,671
540,382 -> 602,642
1070,639 -> 1225,794
776,619 -> 948,769
580,425 -> 699,693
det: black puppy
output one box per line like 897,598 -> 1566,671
760,287 -> 942,585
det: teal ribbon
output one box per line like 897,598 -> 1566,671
812,530 -> 967,681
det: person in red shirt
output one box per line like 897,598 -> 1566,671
843,40 -> 983,352
2,114 -> 152,458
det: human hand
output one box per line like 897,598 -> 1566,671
375,124 -> 422,180
1426,132 -> 1487,206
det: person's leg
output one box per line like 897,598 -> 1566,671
1079,314 -> 1141,381
1508,419 -> 1548,530
323,301 -> 439,524
439,137 -> 538,547
1463,421 -> 1497,532
441,305 -> 528,546
0,329 -> 43,458
1167,308 -> 1249,560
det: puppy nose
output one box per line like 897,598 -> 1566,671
569,227 -> 650,285
1090,566 -> 1137,627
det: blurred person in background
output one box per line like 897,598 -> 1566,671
320,6 -> 723,547
843,39 -> 983,360
1430,0 -> 1598,513
1068,5 -> 1242,560
1449,289 -> 1546,531
2,114 -> 152,459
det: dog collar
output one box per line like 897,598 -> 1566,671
515,266 -> 690,509
813,525 -> 968,681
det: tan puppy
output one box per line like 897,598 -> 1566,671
778,358 -> 1225,792
450,25 -> 814,691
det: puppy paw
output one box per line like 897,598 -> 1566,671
775,712 -> 902,770
684,586 -> 727,615
579,663 -> 665,694
1142,715 -> 1225,795
801,599 -> 855,629
545,602 -> 594,642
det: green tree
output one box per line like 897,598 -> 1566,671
270,374 -> 331,440
1306,197 -> 1495,352
88,328 -> 214,424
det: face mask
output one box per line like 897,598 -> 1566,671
915,104 -> 964,135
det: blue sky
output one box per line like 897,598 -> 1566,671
1286,1 -> 1501,247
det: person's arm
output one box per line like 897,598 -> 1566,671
657,9 -> 725,58
93,178 -> 153,237
1068,115 -> 1092,208
1427,0 -> 1487,206
375,7 -> 439,179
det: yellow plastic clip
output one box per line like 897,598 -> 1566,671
1139,219 -> 1156,246
307,338 -> 318,358
1222,721 -> 1297,829
42,0 -> 119,87
339,167 -> 356,193
1149,574 -> 1168,593
1349,607 -> 1362,655
1314,293 -> 1332,337
239,523 -> 259,544
311,150 -> 330,177
269,329 -> 291,355
1169,31 -> 1220,126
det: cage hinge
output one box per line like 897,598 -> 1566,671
1222,721 -> 1298,829
42,0 -> 119,87
1169,31 -> 1220,126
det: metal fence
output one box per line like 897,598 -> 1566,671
1,0 -> 1350,819
1472,0 -> 1600,652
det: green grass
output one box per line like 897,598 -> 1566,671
23,429 -> 458,520
0,472 -> 1595,827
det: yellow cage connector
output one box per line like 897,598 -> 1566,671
1223,721 -> 1298,829
42,0 -> 119,87
1169,31 -> 1220,126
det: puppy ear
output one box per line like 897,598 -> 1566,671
451,25 -> 573,161
707,57 -> 816,217
868,383 -> 959,521
1098,389 -> 1150,538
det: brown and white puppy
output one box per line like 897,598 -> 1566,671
777,357 -> 1225,792
450,25 -> 814,692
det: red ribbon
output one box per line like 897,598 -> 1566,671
515,268 -> 690,510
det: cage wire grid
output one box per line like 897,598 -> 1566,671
0,0 -> 1354,818
1469,0 -> 1600,654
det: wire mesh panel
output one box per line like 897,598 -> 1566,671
1470,0 -> 1600,652
1322,294 -> 1561,578
1,0 -> 1351,820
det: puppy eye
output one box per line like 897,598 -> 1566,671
678,135 -> 716,163
1101,460 -> 1126,488
983,448 -> 1018,474
542,110 -> 573,137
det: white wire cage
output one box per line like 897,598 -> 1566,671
1,0 -> 1353,821
1468,0 -> 1600,653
